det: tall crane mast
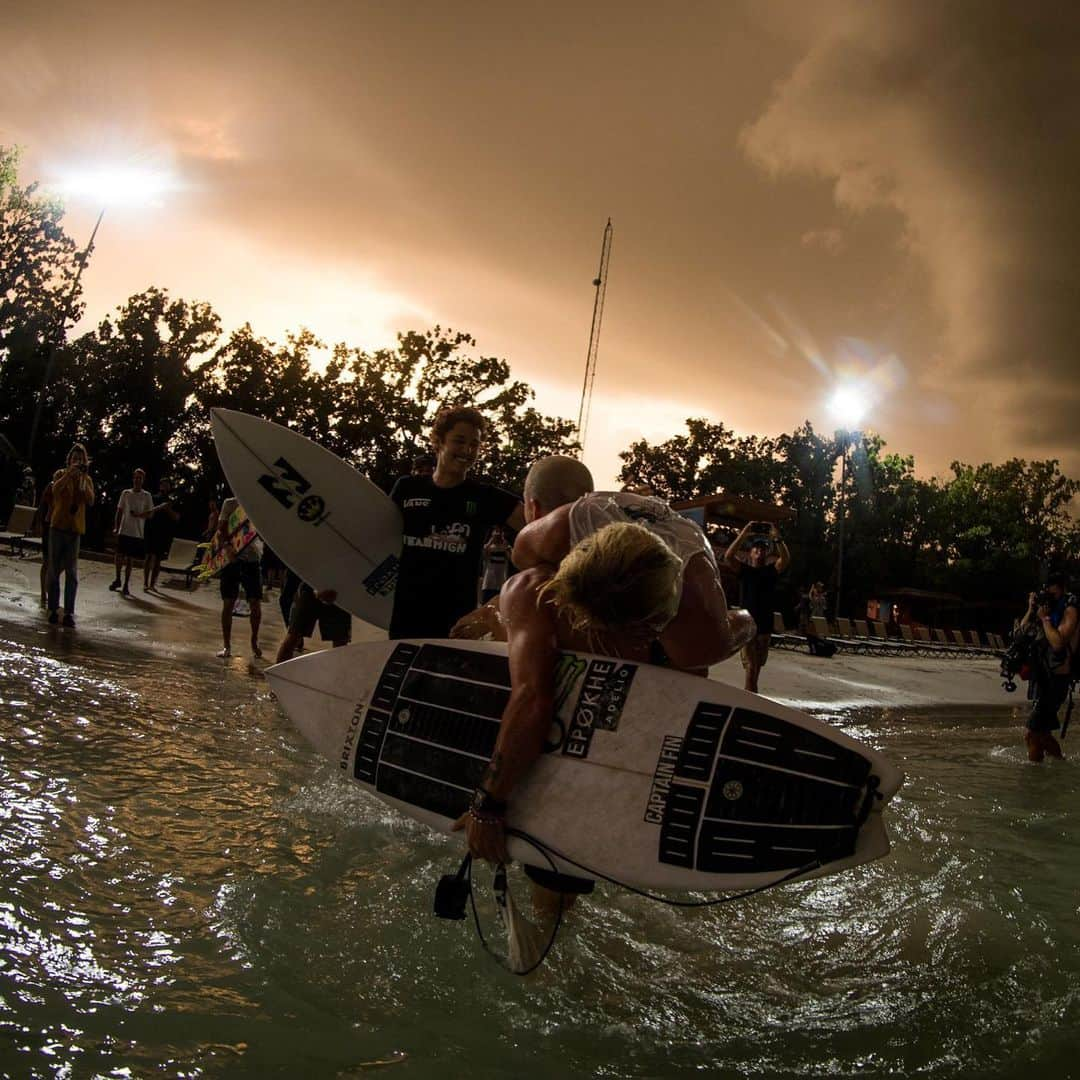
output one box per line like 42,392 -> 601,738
576,218 -> 613,452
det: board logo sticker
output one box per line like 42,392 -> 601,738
258,456 -> 311,508
258,456 -> 331,526
722,780 -> 744,801
297,494 -> 327,522
562,659 -> 636,759
644,735 -> 683,824
341,702 -> 365,771
362,554 -> 399,597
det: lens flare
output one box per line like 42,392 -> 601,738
50,163 -> 182,207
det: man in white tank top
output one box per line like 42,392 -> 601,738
452,457 -> 754,894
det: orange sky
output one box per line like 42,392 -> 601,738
5,1 -> 1078,487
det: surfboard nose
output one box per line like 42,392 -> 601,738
266,655 -> 363,765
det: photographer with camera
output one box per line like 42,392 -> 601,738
45,442 -> 95,628
724,521 -> 791,693
1016,572 -> 1078,762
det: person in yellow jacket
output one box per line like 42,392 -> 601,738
46,443 -> 95,627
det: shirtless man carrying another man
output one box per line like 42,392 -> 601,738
451,456 -> 754,896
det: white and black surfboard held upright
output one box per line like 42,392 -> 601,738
267,640 -> 903,893
211,408 -> 403,629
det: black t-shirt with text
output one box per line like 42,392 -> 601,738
388,474 -> 519,638
739,562 -> 780,637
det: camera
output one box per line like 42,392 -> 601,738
1031,589 -> 1052,609
1000,622 -> 1041,692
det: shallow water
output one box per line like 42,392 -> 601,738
0,619 -> 1077,1078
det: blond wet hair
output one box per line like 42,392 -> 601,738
538,521 -> 681,636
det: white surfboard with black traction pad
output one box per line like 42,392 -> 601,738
211,408 -> 402,629
267,639 -> 903,892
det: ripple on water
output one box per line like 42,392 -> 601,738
0,638 -> 1078,1077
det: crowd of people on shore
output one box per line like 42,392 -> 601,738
9,417 -> 1078,791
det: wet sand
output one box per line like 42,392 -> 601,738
0,552 -> 1009,711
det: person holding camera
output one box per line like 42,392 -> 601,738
1017,572 -> 1078,762
724,521 -> 791,693
45,443 -> 95,627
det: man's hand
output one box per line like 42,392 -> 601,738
452,811 -> 509,864
1029,592 -> 1039,611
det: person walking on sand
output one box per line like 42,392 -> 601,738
32,469 -> 64,608
215,495 -> 263,659
110,468 -> 154,597
45,443 -> 95,627
143,477 -> 180,592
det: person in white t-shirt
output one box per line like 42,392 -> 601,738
110,468 -> 154,597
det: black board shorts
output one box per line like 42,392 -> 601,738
116,534 -> 144,558
220,559 -> 263,602
523,865 -> 595,895
288,585 -> 351,642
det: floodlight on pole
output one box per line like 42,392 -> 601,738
26,160 -> 180,461
827,384 -> 869,428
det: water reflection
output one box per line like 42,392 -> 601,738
0,626 -> 1077,1077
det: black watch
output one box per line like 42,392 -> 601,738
470,786 -> 507,816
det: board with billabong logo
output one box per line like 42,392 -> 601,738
210,409 -> 403,629
266,638 -> 904,893
196,502 -> 258,580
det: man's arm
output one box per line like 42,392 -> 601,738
770,525 -> 791,574
1019,593 -> 1038,631
660,554 -> 755,671
114,492 -> 126,534
1041,602 -> 1078,652
511,504 -> 572,570
453,568 -> 558,862
723,524 -> 752,570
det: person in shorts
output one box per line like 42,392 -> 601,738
143,477 -> 180,592
275,581 -> 351,662
216,496 -> 263,659
111,468 -> 154,597
723,521 -> 791,694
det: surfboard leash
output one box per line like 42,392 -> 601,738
436,829 -> 824,975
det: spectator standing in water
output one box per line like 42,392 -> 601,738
723,522 -> 791,693
110,468 -> 154,597
45,443 -> 95,627
143,477 -> 180,592
388,407 -> 524,639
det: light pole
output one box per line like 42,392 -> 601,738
25,161 -> 179,464
26,208 -> 105,461
828,385 -> 869,621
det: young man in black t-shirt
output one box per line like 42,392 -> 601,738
388,407 -> 524,639
724,522 -> 791,693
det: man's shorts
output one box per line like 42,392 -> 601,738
145,533 -> 173,560
740,632 -> 771,670
1028,674 -> 1070,733
288,585 -> 351,642
523,865 -> 595,895
116,533 -> 144,558
220,559 -> 263,602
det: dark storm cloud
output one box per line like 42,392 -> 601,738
741,1 -> 1080,465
